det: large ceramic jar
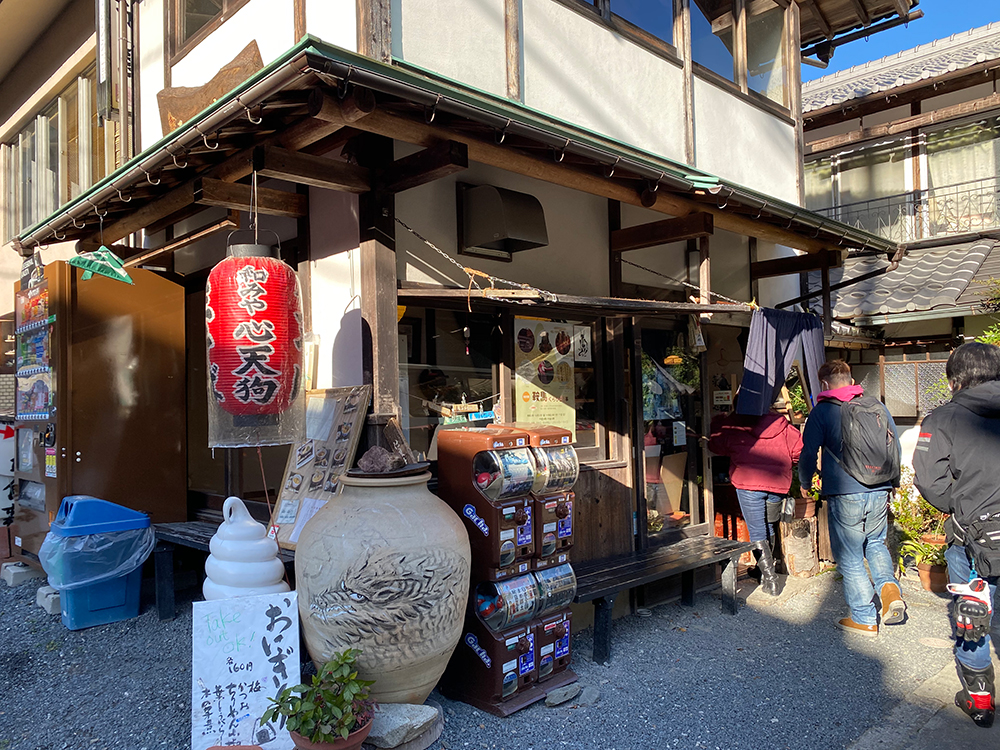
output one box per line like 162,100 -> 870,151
295,471 -> 471,704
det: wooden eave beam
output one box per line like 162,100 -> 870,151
891,0 -> 910,19
750,249 -> 843,279
847,0 -> 870,25
610,212 -> 714,253
194,178 -> 308,218
123,212 -> 239,267
307,93 -> 845,255
253,145 -> 371,192
806,91 -> 1000,155
376,140 -> 469,193
803,0 -> 833,39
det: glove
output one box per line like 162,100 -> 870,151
947,578 -> 993,643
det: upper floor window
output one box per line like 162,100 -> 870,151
746,3 -> 786,105
171,0 -> 251,60
691,1 -> 735,82
611,0 -> 675,46
2,64 -> 110,242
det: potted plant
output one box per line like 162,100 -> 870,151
899,536 -> 948,592
260,648 -> 377,750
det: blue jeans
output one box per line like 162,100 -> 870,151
827,491 -> 897,626
945,544 -> 997,670
735,489 -> 780,544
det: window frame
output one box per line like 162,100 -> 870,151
167,0 -> 253,66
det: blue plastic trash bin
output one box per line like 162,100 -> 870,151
49,496 -> 150,630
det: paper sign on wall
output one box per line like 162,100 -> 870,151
514,318 -> 576,439
191,592 -> 300,750
672,421 -> 687,447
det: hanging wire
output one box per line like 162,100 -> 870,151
619,257 -> 752,307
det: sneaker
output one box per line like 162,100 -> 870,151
880,582 -> 906,625
836,617 -> 878,637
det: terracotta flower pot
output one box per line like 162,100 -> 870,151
920,533 -> 947,546
289,720 -> 372,750
794,497 -> 816,519
917,562 -> 949,593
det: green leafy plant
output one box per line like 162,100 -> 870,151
891,468 -> 947,539
898,537 -> 947,570
260,649 -> 376,744
786,382 -> 809,416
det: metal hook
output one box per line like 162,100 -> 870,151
67,212 -> 86,230
142,168 -> 161,186
425,93 -> 443,124
336,66 -> 355,99
812,221 -> 825,238
838,228 -> 850,246
52,228 -> 66,242
716,186 -> 733,211
170,148 -> 189,169
240,98 -> 263,125
604,156 -> 621,179
646,176 -> 661,195
495,118 -> 512,145
553,138 -> 571,163
755,200 -> 769,220
117,188 -> 133,203
86,198 -> 108,219
196,126 -> 219,150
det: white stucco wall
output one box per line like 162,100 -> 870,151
755,242 -> 800,308
522,0 -> 686,163
396,0 -> 507,98
137,0 -> 166,152
619,203 -> 689,294
395,155 -> 609,296
305,0 -> 357,52
169,0 -> 295,88
693,75 -> 797,202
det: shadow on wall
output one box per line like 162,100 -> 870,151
333,308 -> 364,387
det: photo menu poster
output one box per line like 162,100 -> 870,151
513,317 -> 576,440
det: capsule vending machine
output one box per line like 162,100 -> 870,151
437,426 -> 578,715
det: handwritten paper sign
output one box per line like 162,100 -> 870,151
191,592 -> 301,750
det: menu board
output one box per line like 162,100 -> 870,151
513,318 -> 576,440
268,386 -> 371,550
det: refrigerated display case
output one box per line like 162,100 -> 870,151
11,261 -> 186,560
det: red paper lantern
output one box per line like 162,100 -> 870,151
206,243 -> 303,416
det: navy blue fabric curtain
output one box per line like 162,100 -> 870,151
737,308 -> 824,416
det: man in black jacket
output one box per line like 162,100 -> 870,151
914,342 -> 1000,729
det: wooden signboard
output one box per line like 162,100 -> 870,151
268,386 -> 371,550
191,592 -> 300,750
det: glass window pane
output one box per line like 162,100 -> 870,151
63,84 -> 80,202
88,71 -> 107,185
614,0 -> 674,45
692,1 -> 734,82
747,5 -> 785,104
19,127 -> 34,230
181,0 -> 223,45
804,157 -> 833,211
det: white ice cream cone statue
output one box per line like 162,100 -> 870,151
203,496 -> 290,600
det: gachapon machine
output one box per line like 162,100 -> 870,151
436,427 -> 536,581
496,423 -> 579,570
531,563 -> 576,683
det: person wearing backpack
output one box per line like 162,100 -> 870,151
799,360 -> 903,637
913,342 -> 1000,729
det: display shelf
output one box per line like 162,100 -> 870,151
16,365 -> 51,377
15,316 -> 54,335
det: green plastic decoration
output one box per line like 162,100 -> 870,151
67,246 -> 133,285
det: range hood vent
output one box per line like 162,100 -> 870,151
459,184 -> 548,261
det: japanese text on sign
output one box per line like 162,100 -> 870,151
191,592 -> 300,750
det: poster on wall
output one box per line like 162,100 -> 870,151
513,318 -> 576,440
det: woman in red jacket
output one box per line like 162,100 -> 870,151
708,404 -> 803,596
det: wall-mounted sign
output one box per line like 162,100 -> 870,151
514,318 -> 575,439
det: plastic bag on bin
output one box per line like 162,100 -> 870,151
39,527 -> 155,591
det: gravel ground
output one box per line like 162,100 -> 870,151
1,570 -> 996,750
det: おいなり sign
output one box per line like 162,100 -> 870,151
191,592 -> 300,750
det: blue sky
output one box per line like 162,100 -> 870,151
802,0 -> 1000,82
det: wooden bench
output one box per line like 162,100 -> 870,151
573,535 -> 755,664
153,521 -> 295,620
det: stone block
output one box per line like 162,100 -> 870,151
1,561 -> 46,587
36,584 -> 61,615
365,703 -> 439,749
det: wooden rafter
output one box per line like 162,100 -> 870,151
803,0 -> 833,39
847,0 -> 870,26
194,178 -> 308,218
376,140 -> 469,193
123,212 -> 239,266
610,213 -> 714,253
253,146 -> 371,192
891,0 -> 910,18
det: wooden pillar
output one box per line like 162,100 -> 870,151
698,235 -> 710,304
734,0 -> 748,95
504,0 -> 523,101
676,0 -> 696,166
749,236 -> 759,303
788,1 -> 805,205
608,199 -> 622,297
357,0 -> 391,62
821,250 -> 832,337
356,135 -> 400,420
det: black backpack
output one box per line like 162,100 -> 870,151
831,396 -> 901,486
